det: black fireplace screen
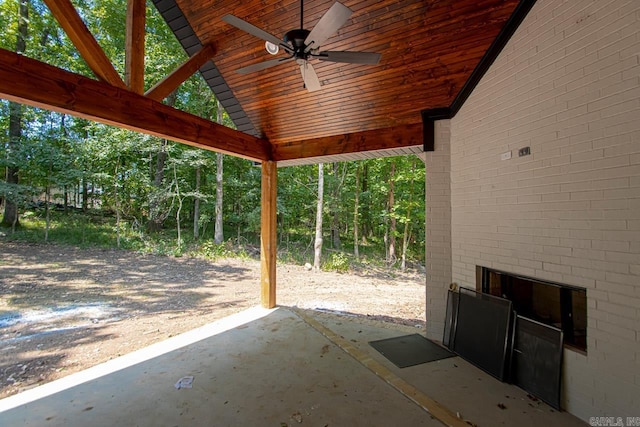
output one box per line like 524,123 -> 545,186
512,315 -> 563,409
443,287 -> 564,408
452,288 -> 513,381
442,289 -> 459,349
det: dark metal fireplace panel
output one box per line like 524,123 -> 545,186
452,288 -> 513,381
443,289 -> 459,349
512,315 -> 563,409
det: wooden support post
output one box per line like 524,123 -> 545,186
260,161 -> 277,308
125,0 -> 146,94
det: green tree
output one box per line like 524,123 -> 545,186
214,100 -> 224,244
1,0 -> 28,228
313,163 -> 324,269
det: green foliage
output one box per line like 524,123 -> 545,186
0,181 -> 33,218
2,209 -> 121,247
277,238 -> 312,266
192,241 -> 232,260
322,251 -> 350,273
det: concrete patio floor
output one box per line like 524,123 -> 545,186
0,306 -> 585,426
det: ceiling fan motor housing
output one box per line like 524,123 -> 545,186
284,29 -> 311,58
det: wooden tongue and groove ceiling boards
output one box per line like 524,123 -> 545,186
0,0 -> 534,165
154,0 -> 531,165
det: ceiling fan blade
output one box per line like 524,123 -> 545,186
222,14 -> 287,49
317,51 -> 381,65
298,60 -> 321,92
304,2 -> 352,52
236,58 -> 292,74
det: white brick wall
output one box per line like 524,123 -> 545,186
424,120 -> 452,339
429,0 -> 640,421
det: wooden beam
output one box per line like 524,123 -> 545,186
272,122 -> 423,162
0,49 -> 270,161
145,44 -> 216,102
43,0 -> 126,89
260,161 -> 277,309
125,0 -> 145,94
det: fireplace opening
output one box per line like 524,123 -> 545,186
477,266 -> 587,352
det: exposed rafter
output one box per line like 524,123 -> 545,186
145,44 -> 216,102
0,49 -> 270,162
125,0 -> 146,94
42,0 -> 126,89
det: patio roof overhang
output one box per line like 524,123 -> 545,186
0,0 -> 537,307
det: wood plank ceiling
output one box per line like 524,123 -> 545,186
161,0 -> 523,164
0,0 -> 531,166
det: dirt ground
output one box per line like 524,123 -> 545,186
0,242 -> 426,399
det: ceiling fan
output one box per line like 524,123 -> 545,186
222,1 -> 381,92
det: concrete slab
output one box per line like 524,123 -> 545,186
0,307 -> 442,426
300,309 -> 587,427
0,306 -> 586,426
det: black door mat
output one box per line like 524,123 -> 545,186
369,334 -> 455,368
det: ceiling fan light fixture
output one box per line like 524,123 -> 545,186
224,2 -> 380,92
265,41 -> 279,55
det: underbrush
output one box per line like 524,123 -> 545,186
1,209 -> 424,273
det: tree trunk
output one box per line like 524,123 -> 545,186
2,0 -> 28,229
384,209 -> 389,262
313,163 -> 324,270
214,152 -> 224,244
214,100 -> 224,244
45,160 -> 52,242
173,162 -> 182,250
388,160 -> 397,265
3,101 -> 22,228
114,157 -> 121,248
353,162 -> 360,260
330,162 -> 342,249
59,115 -> 69,211
331,211 -> 341,248
401,158 -> 417,271
361,162 -> 370,241
82,178 -> 88,212
147,92 -> 176,232
193,166 -> 201,240
148,138 -> 168,231
64,186 -> 68,212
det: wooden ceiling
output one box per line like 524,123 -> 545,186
0,0 -> 533,165
162,0 -> 524,164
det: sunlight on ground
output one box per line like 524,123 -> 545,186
0,304 -> 118,329
0,306 -> 276,413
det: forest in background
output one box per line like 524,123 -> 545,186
0,0 -> 426,271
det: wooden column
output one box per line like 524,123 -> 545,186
125,0 -> 146,94
260,161 -> 277,308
